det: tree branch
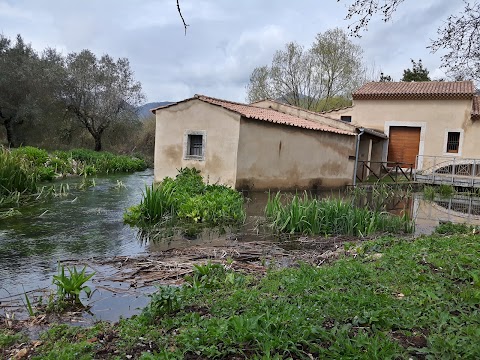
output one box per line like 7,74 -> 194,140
177,0 -> 189,35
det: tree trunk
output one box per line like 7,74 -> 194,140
94,135 -> 102,152
4,119 -> 16,148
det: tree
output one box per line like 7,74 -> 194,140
247,28 -> 365,111
401,59 -> 430,82
339,0 -> 480,81
0,35 -> 42,147
63,50 -> 145,151
379,72 -> 393,82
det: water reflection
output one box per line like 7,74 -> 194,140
0,170 -> 154,296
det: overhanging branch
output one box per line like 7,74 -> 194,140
177,0 -> 189,35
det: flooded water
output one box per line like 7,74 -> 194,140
0,170 -> 154,320
2,173 -> 480,322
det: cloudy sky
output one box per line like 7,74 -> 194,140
0,0 -> 465,103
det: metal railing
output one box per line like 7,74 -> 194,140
415,155 -> 480,188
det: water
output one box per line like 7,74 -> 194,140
2,174 -> 480,321
0,170 -> 154,319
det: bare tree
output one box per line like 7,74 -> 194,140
312,28 -> 365,110
247,28 -> 365,111
339,0 -> 480,81
430,1 -> 480,81
63,50 -> 145,151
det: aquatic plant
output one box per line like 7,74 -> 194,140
124,168 -> 246,228
265,192 -> 413,236
52,264 -> 95,305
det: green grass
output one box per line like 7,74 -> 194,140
265,192 -> 413,236
13,233 -> 480,359
0,146 -> 147,206
124,168 -> 246,228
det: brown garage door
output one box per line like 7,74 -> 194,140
387,126 -> 421,168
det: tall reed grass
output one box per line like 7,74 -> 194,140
265,192 -> 414,237
0,147 -> 38,196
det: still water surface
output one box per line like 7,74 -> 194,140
2,171 -> 480,320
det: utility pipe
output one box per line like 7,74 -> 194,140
353,128 -> 365,187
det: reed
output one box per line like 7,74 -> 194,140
265,192 -> 414,237
0,147 -> 38,196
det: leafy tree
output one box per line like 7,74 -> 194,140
401,59 -> 430,82
63,50 -> 145,151
0,35 -> 41,147
339,0 -> 480,81
247,28 -> 365,111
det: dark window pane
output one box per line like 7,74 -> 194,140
188,135 -> 203,156
447,132 -> 460,153
341,116 -> 352,122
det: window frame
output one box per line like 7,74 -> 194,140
443,129 -> 464,156
340,115 -> 352,123
183,130 -> 207,161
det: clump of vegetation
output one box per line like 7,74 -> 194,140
434,221 -> 476,235
124,168 -> 245,228
422,184 -> 457,200
13,233 -> 480,359
0,147 -> 39,205
265,192 -> 413,236
0,146 -> 146,206
52,264 -> 95,306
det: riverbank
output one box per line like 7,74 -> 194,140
2,231 -> 479,359
0,146 -> 147,208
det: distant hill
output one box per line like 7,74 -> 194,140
137,102 -> 174,119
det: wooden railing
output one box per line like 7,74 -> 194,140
357,161 -> 414,183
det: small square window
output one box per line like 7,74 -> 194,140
184,131 -> 206,160
340,116 -> 352,122
188,134 -> 203,157
447,132 -> 460,153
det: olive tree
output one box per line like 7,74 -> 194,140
63,50 -> 144,151
0,35 -> 42,147
247,28 -> 365,111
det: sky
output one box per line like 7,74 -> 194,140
0,0 -> 466,103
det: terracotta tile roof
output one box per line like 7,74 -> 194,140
473,95 -> 480,120
353,81 -> 475,100
152,95 -> 356,136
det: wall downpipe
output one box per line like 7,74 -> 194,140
353,128 -> 365,187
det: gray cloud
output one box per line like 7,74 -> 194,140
0,0 -> 468,102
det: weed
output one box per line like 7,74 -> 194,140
423,185 -> 436,200
434,221 -> 474,235
438,184 -> 455,198
52,264 -> 95,306
143,286 -> 183,320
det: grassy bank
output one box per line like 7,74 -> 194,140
0,146 -> 146,206
124,168 -> 245,229
265,192 -> 414,236
3,231 -> 480,359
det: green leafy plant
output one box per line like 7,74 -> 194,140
52,264 -> 95,305
434,221 -> 474,235
143,285 -> 183,320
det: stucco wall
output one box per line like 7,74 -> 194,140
349,99 -> 477,159
252,100 -> 355,132
235,117 -> 356,190
154,100 -> 240,186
